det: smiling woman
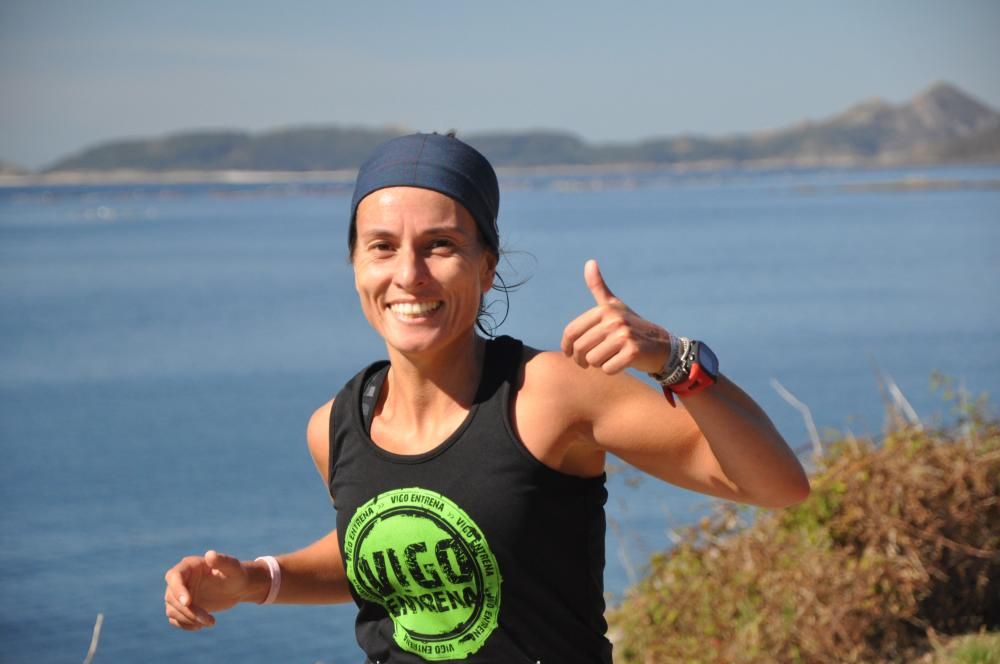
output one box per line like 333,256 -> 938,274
162,132 -> 810,663
352,187 -> 497,361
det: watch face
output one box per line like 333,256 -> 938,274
696,343 -> 719,376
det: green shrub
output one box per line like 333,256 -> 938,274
609,417 -> 1000,663
924,632 -> 1000,664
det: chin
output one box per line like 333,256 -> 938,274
377,321 -> 443,353
381,322 -> 475,358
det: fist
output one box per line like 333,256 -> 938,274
163,550 -> 252,631
561,259 -> 671,375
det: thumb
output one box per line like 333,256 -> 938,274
584,259 -> 615,305
204,550 -> 244,579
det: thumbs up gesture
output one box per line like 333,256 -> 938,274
561,259 -> 672,375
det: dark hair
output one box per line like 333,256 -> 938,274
477,253 -> 514,337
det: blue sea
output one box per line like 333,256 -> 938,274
1,165 -> 998,663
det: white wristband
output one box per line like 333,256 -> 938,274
255,556 -> 281,605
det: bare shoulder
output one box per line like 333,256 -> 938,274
519,345 -> 700,452
520,347 -> 574,382
520,348 -> 586,401
520,347 -> 647,420
514,347 -> 630,476
521,347 -> 599,385
307,398 -> 335,484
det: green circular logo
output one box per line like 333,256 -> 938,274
343,488 -> 502,660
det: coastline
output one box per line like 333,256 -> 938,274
2,159 -> 998,193
0,168 -> 360,187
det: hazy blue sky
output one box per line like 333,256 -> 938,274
2,1 -> 998,169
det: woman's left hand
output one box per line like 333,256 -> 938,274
561,259 -> 672,375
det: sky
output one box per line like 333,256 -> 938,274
1,1 -> 999,169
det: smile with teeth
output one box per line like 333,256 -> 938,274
389,301 -> 442,318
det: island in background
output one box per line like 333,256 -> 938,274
3,82 -> 999,186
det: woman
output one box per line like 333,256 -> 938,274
163,133 -> 809,662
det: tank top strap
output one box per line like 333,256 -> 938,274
328,359 -> 387,491
478,334 -> 524,401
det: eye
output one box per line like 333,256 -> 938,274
429,238 -> 456,252
368,241 -> 394,255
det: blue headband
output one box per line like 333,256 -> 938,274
349,133 -> 500,254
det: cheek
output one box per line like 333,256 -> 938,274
352,265 -> 382,318
353,269 -> 367,303
353,259 -> 382,294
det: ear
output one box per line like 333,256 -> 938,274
480,250 -> 498,293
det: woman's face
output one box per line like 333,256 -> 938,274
352,186 -> 497,357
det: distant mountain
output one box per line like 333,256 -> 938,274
916,121 -> 1000,164
625,82 -> 1000,165
45,126 -> 405,172
42,82 -> 1000,173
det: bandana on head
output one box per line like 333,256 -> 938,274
349,133 -> 500,254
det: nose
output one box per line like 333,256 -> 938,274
394,246 -> 429,289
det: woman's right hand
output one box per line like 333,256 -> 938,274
163,550 -> 260,630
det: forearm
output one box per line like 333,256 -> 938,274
245,528 -> 353,605
556,266 -> 810,507
682,375 -> 810,508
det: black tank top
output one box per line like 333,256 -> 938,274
329,335 -> 612,663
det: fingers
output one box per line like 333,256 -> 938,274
205,549 -> 243,580
562,259 -> 630,373
560,307 -> 604,356
565,315 -> 620,366
562,308 -> 640,374
563,259 -> 669,375
585,259 -> 616,305
164,585 -> 215,630
164,555 -> 216,631
561,260 -> 622,356
163,558 -> 197,608
571,326 -> 642,374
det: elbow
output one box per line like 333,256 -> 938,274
786,474 -> 812,507
759,442 -> 812,508
766,473 -> 811,509
749,470 -> 811,509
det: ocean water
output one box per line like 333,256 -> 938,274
1,165 -> 998,663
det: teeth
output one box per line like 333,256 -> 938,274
390,301 -> 441,316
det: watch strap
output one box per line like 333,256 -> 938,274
655,339 -> 719,407
670,361 -> 717,396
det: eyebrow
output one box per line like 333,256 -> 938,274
357,227 -> 395,239
358,225 -> 472,239
421,225 -> 473,237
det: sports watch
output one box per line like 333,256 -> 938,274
651,338 -> 719,406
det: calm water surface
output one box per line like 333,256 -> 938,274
1,165 -> 998,663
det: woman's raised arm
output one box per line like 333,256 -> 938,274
558,259 -> 810,508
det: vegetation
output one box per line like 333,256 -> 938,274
45,126 -> 404,173
921,632 -> 1000,664
609,393 -> 1000,663
41,83 -> 999,172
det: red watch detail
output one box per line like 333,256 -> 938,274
661,362 -> 717,407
